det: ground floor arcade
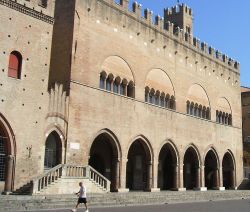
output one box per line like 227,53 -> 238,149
0,114 -> 239,193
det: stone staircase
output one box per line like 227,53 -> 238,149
1,190 -> 250,211
12,164 -> 110,195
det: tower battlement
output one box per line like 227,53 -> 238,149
108,0 -> 239,72
0,0 -> 55,24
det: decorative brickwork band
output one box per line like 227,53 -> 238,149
0,0 -> 54,24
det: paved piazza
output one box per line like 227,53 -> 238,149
26,199 -> 250,212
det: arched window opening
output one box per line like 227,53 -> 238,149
127,81 -> 134,98
206,107 -> 210,120
8,51 -> 22,79
106,74 -> 114,92
99,71 -> 107,89
194,104 -> 198,116
202,106 -> 207,119
155,91 -> 160,106
170,96 -> 175,110
190,102 -> 194,115
186,101 -> 190,114
149,89 -> 155,104
113,77 -> 120,94
0,136 -> 6,181
145,87 -> 150,102
120,79 -> 127,96
160,93 -> 165,107
228,114 -> 232,125
198,105 -> 202,118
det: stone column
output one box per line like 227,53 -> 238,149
178,164 -> 186,191
114,158 -> 120,191
118,157 -> 129,192
173,164 -> 179,190
150,159 -> 160,192
199,165 -> 207,191
230,169 -> 236,189
201,165 -> 205,187
196,166 -> 201,188
147,161 -> 153,191
4,155 -> 14,194
214,168 -> 220,188
218,166 -> 225,190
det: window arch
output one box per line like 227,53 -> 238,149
8,51 -> 22,79
99,71 -> 107,89
113,77 -> 121,94
127,81 -> 134,98
106,74 -> 114,92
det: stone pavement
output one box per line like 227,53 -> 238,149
23,199 -> 250,212
2,191 -> 250,211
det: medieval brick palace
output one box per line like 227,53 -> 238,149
0,0 -> 243,194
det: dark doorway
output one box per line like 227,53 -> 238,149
126,139 -> 151,191
89,133 -> 120,192
222,152 -> 235,189
44,131 -> 62,169
184,147 -> 199,190
205,150 -> 219,189
158,143 -> 177,190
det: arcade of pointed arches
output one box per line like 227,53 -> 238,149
88,129 -> 237,192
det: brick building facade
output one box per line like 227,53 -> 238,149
0,0 -> 243,194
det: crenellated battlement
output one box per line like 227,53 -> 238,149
0,0 -> 55,24
164,4 -> 192,16
106,0 -> 240,72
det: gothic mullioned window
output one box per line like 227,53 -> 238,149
145,87 -> 176,110
186,101 -> 210,120
99,72 -> 135,98
8,51 -> 22,79
216,110 -> 232,126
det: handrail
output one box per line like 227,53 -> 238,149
31,164 -> 111,194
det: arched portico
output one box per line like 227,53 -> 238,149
222,151 -> 236,189
0,114 -> 16,194
183,146 -> 201,190
89,130 -> 121,192
126,137 -> 153,191
158,141 -> 179,190
204,149 -> 220,189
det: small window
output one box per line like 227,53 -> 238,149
39,0 -> 48,8
8,51 -> 22,79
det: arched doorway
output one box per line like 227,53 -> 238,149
126,139 -> 152,191
158,143 -> 178,190
222,152 -> 235,189
183,147 -> 200,190
89,132 -> 120,192
204,150 -> 219,189
0,114 -> 15,193
44,131 -> 62,169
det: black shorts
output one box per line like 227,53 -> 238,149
78,197 -> 87,204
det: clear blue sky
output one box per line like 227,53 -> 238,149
123,0 -> 250,87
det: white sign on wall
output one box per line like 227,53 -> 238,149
70,142 -> 80,150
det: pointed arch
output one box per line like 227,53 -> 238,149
126,135 -> 153,191
158,139 -> 180,190
89,129 -> 122,192
0,113 -> 16,193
